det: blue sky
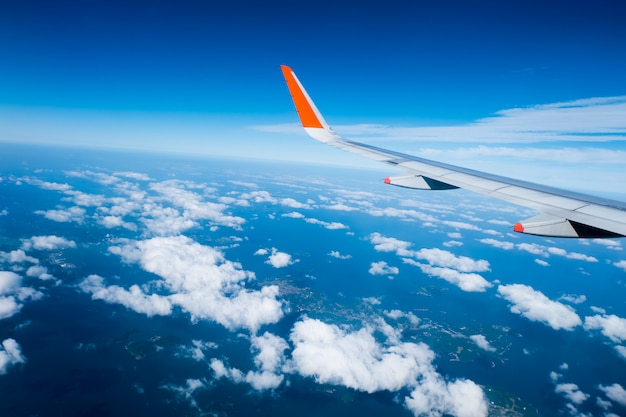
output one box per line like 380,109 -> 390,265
1,0 -> 626,195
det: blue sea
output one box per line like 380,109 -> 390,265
1,143 -> 625,416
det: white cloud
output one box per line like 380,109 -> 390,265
179,339 -> 217,362
384,309 -> 421,326
262,247 -> 295,268
614,260 -> 626,272
414,248 -> 490,273
3,250 -> 38,264
410,262 -> 492,292
554,383 -> 589,405
615,345 -> 626,360
367,207 -> 438,223
584,314 -> 626,343
478,238 -> 514,250
593,239 -> 622,250
442,221 -> 481,231
161,378 -> 207,409
280,198 -> 310,209
289,318 -> 427,392
245,332 -> 289,390
88,236 -> 284,333
516,243 -> 549,257
35,206 -> 85,223
369,261 -> 399,276
282,211 -> 305,219
328,251 -> 351,259
210,332 -> 288,391
304,217 -> 348,230
599,383 -> 626,407
114,171 -> 152,181
469,335 -> 496,352
325,203 -> 358,211
534,259 -> 550,267
368,233 -> 414,256
0,271 -> 43,319
149,180 -> 245,231
497,284 -> 582,331
289,317 -> 488,417
558,294 -> 586,305
369,233 -> 492,292
515,243 -> 597,263
405,376 -> 487,417
97,215 -> 136,230
260,96 -> 626,145
547,247 -> 598,262
0,338 -> 26,375
80,274 -> 173,317
26,265 -> 54,281
0,296 -> 21,320
22,235 -> 76,251
23,177 -> 72,191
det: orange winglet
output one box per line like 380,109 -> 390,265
513,223 -> 524,233
280,65 -> 324,129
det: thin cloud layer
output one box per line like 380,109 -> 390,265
257,95 -> 626,144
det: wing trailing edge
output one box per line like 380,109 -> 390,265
280,65 -> 626,238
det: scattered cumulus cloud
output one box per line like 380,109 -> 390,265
369,261 -> 399,276
0,271 -> 43,320
256,247 -> 295,268
211,332 -> 288,391
478,238 -> 514,250
21,235 -> 76,251
35,206 -> 85,223
469,335 -> 496,352
497,284 -> 582,330
161,378 -> 207,409
288,318 -> 488,417
598,383 -> 626,407
82,236 -> 284,333
584,314 -> 626,343
282,211 -> 305,219
554,383 -> 589,405
369,233 -> 491,292
369,233 -> 414,256
0,338 -> 26,375
280,198 -> 310,209
614,260 -> 626,272
329,251 -> 351,259
414,248 -> 490,273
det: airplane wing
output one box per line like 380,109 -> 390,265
280,65 -> 626,238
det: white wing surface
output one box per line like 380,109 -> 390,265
280,65 -> 626,238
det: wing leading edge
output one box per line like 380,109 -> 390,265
280,65 -> 626,238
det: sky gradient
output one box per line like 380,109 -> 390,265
1,0 -> 626,194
